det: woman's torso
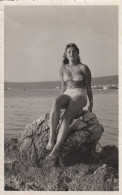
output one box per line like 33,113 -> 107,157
62,64 -> 85,89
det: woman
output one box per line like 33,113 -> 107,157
46,43 -> 93,160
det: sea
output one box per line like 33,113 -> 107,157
4,75 -> 118,147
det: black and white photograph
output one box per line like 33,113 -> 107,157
4,4 -> 119,191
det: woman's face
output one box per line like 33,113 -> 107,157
66,47 -> 79,62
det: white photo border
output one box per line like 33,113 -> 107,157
0,0 -> 122,194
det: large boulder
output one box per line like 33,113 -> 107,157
4,111 -> 119,191
19,111 -> 104,166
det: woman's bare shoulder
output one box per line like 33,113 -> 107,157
79,64 -> 90,73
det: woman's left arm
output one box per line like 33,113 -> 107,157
83,65 -> 93,112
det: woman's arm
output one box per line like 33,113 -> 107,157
59,66 -> 66,94
83,65 -> 93,112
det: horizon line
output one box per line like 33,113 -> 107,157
4,74 -> 118,83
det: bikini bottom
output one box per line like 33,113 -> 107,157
64,88 -> 87,103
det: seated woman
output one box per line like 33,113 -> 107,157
46,43 -> 93,160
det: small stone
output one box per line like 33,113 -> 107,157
94,170 -> 97,174
102,164 -> 107,169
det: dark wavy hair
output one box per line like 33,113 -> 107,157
63,43 -> 82,65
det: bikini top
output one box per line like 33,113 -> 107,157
63,73 -> 84,82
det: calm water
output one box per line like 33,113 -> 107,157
4,89 -> 118,146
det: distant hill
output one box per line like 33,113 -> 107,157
92,75 -> 118,86
4,75 -> 118,89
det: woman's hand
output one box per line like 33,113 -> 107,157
88,103 -> 93,112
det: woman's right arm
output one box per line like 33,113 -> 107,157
59,66 -> 66,94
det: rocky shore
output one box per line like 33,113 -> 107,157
4,111 -> 119,191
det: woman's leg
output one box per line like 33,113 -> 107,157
48,96 -> 87,158
46,94 -> 70,150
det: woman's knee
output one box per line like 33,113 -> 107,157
52,95 -> 69,109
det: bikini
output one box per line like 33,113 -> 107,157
63,72 -> 87,104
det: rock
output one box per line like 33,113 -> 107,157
19,111 -> 104,166
99,145 -> 118,169
4,137 -> 20,164
4,111 -> 119,191
68,164 -> 119,191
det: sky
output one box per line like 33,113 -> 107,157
4,5 -> 118,82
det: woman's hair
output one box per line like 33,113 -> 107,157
63,43 -> 82,65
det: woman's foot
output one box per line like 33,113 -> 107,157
46,139 -> 55,151
44,155 -> 59,167
48,146 -> 60,159
45,147 -> 60,166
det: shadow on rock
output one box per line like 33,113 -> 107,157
99,145 -> 118,170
